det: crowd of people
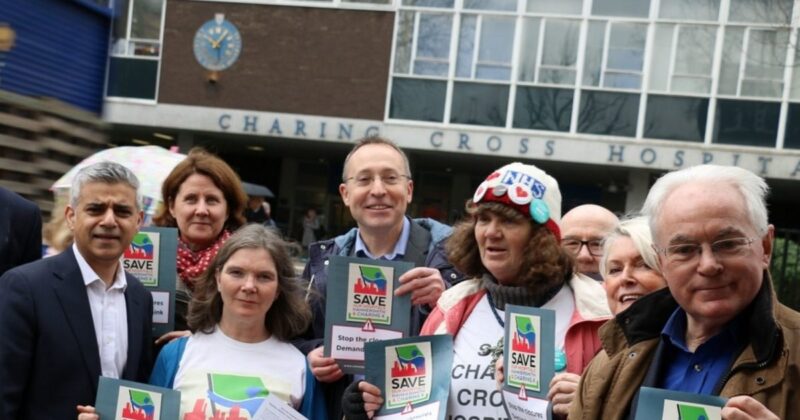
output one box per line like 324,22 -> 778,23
0,135 -> 797,420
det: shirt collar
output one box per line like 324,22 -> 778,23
72,243 -> 128,291
660,306 -> 743,353
354,217 -> 411,260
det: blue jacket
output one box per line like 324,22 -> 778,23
150,336 -> 326,419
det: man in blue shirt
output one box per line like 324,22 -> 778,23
294,137 -> 463,418
570,164 -> 800,420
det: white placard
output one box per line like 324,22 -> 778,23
329,324 -> 404,361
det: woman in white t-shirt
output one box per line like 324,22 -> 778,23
341,162 -> 611,420
78,224 -> 325,420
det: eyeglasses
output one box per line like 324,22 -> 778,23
562,239 -> 604,257
656,237 -> 756,264
345,172 -> 411,188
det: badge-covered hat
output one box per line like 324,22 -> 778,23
472,162 -> 562,240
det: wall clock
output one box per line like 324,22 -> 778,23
193,13 -> 242,72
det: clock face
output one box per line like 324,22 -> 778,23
193,16 -> 242,71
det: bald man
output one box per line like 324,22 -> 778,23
560,204 -> 618,280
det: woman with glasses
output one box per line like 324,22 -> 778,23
340,163 -> 611,419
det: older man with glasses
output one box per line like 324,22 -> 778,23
570,165 -> 800,420
560,204 -> 619,280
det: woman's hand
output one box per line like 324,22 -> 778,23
77,405 -> 99,420
155,330 -> 191,346
360,381 -> 384,418
494,357 -> 505,389
546,372 -> 581,417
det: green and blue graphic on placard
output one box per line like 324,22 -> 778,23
633,386 -> 726,420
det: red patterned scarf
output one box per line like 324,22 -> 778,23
176,230 -> 232,290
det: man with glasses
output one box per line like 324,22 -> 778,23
295,137 -> 463,417
561,204 -> 619,280
570,165 -> 799,420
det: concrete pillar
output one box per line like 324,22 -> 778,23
624,169 -> 651,213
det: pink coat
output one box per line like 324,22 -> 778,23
422,273 -> 611,374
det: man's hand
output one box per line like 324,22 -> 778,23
77,405 -> 99,420
722,396 -> 779,420
395,267 -> 445,307
546,373 -> 580,417
307,346 -> 344,383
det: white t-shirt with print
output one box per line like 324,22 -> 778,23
173,328 -> 306,419
447,286 -> 575,420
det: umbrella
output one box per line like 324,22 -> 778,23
242,181 -> 274,198
52,146 -> 187,217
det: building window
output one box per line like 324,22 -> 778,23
107,0 -> 164,100
527,0 -> 582,15
513,87 -> 573,131
718,27 -> 789,98
583,21 -> 648,89
728,0 -> 793,25
713,99 -> 780,147
592,0 -> 651,18
456,14 -> 515,81
644,95 -> 708,142
578,90 -> 640,137
658,0 -> 720,21
649,24 -> 716,94
519,18 -> 580,86
394,11 -> 453,77
450,82 -> 509,126
784,103 -> 800,149
389,78 -> 447,122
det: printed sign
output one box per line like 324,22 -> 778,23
365,335 -> 453,420
324,256 -> 413,374
252,393 -> 307,420
346,264 -> 394,325
502,305 -> 556,420
124,232 -> 160,286
95,377 -> 180,420
122,227 -> 178,337
633,387 -> 726,420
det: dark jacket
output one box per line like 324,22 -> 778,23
570,274 -> 800,420
0,247 -> 154,420
294,217 -> 464,418
0,187 -> 42,276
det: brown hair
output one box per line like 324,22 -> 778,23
187,224 -> 312,340
447,201 -> 573,287
152,147 -> 247,232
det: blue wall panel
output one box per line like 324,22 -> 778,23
0,0 -> 111,114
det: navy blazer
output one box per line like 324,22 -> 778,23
0,247 -> 154,420
0,187 -> 42,276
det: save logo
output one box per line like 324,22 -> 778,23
511,315 -> 536,353
206,373 -> 269,417
347,263 -> 394,325
354,266 -> 388,295
119,388 -> 157,420
125,233 -> 155,259
385,342 -> 432,409
678,403 -> 710,420
508,314 -> 541,392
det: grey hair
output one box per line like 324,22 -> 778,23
341,136 -> 412,181
70,161 -> 142,209
642,164 -> 769,241
599,216 -> 661,279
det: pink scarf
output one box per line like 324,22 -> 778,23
176,230 -> 231,290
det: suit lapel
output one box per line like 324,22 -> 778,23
52,248 -> 102,390
0,191 -> 10,261
402,220 -> 431,267
122,276 -> 144,380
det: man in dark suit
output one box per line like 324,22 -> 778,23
0,187 -> 43,275
0,162 -> 153,420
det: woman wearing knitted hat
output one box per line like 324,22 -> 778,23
341,162 -> 611,419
